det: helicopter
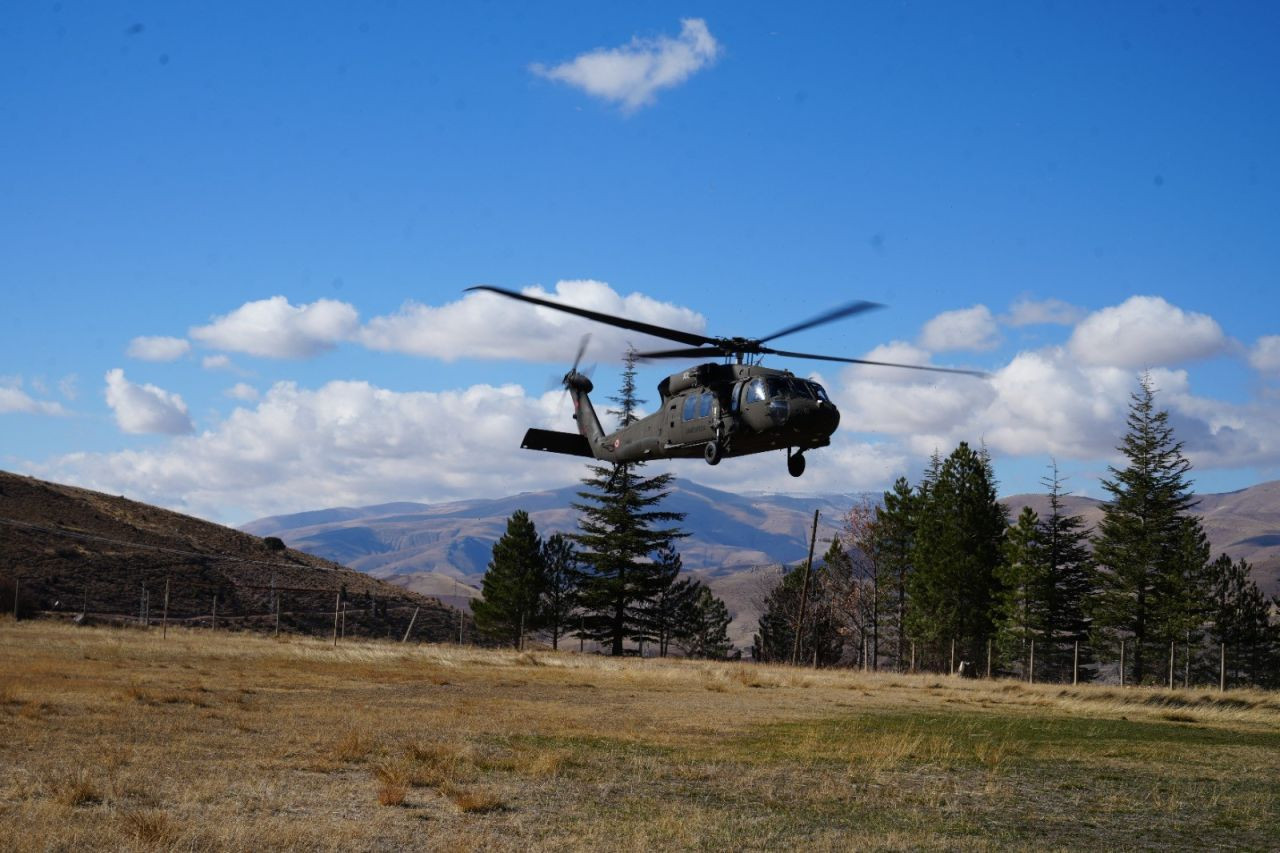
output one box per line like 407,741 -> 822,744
468,285 -> 985,477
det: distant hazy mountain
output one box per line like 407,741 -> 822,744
242,480 -> 865,646
244,479 -> 1280,649
1001,482 -> 1280,599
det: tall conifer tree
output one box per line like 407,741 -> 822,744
871,477 -> 917,669
907,442 -> 1007,667
995,506 -> 1045,676
1090,374 -> 1199,683
540,533 -> 579,651
472,510 -> 546,648
571,349 -> 685,655
1037,462 -> 1094,680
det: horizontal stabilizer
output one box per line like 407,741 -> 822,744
521,428 -> 595,458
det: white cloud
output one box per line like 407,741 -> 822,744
359,280 -> 707,363
202,354 -> 233,370
0,377 -> 67,416
531,18 -> 721,111
1068,296 -> 1225,368
834,333 -> 1280,476
103,369 -> 194,435
919,305 -> 1000,352
225,383 -> 259,401
126,335 -> 191,362
58,374 -> 78,401
40,379 -> 584,521
1249,335 -> 1280,374
1003,297 -> 1085,327
190,296 -> 359,359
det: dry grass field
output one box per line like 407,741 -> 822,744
1,619 -> 1277,851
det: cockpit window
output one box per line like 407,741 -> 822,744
811,383 -> 830,402
746,378 -> 767,403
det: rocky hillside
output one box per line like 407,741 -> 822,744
0,470 -> 460,642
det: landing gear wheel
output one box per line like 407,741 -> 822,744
787,452 -> 806,478
704,441 -> 722,466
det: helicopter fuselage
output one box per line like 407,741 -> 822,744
569,363 -> 839,468
478,282 -> 980,477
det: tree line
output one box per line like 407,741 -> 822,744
471,353 -> 733,658
755,375 -> 1280,688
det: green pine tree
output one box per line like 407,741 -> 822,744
571,349 -> 685,655
472,510 -> 546,648
1209,555 -> 1276,687
1037,461 -> 1095,681
540,533 -> 579,651
871,477 -> 917,670
1090,374 -> 1198,684
631,543 -> 698,657
753,563 -> 844,665
907,442 -> 1008,669
674,582 -> 733,660
995,506 -> 1045,677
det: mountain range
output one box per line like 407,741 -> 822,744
244,479 -> 1280,650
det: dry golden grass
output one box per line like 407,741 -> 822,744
0,620 -> 1277,851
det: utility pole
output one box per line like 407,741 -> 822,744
402,606 -> 419,643
332,591 -> 340,647
790,509 -> 820,665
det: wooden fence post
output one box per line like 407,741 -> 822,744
910,640 -> 916,674
274,596 -> 281,638
1119,639 -> 1125,687
211,595 -> 217,631
1219,643 -> 1226,692
949,638 -> 955,675
1168,641 -> 1175,690
1073,640 -> 1079,686
986,638 -> 992,679
1184,629 -> 1190,689
12,577 -> 19,621
1029,640 -> 1035,684
162,577 -> 170,639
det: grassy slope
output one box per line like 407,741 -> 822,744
1,620 -> 1277,851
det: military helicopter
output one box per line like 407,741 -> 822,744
469,286 -> 985,477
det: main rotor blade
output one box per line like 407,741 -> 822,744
633,346 -> 727,361
764,348 -> 989,377
757,300 -> 883,344
466,285 -> 714,348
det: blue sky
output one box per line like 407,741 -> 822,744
3,2 -> 1279,522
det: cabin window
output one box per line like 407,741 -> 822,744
682,394 -> 698,421
698,392 -> 715,418
746,378 -> 767,403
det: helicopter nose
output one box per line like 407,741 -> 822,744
815,400 -> 840,435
